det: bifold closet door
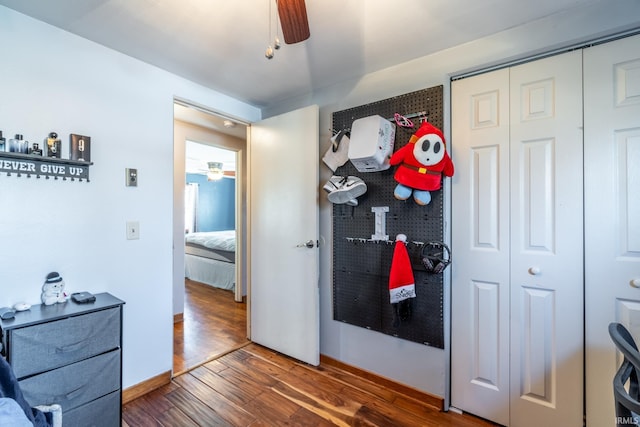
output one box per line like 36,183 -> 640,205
451,50 -> 584,426
507,50 -> 584,427
584,34 -> 640,427
451,68 -> 511,426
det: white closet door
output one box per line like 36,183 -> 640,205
451,68 -> 511,426
452,50 -> 583,426
584,34 -> 640,427
509,50 -> 584,427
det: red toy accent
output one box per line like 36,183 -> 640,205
389,122 -> 454,192
389,234 -> 416,304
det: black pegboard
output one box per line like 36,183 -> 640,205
331,86 -> 444,348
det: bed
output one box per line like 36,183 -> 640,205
184,230 -> 236,291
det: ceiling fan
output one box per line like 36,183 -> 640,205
277,0 -> 310,44
194,162 -> 236,180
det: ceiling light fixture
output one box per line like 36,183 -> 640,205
207,162 -> 224,181
265,0 -> 276,59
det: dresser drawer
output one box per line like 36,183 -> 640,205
63,390 -> 121,427
19,349 -> 120,412
8,307 -> 120,378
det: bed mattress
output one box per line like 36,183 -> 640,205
185,230 -> 235,263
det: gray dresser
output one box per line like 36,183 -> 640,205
0,293 -> 124,427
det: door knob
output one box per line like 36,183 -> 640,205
631,279 -> 640,288
528,267 -> 541,275
297,239 -> 316,248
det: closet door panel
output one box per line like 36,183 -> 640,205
584,33 -> 640,427
473,145 -> 501,249
451,68 -> 510,426
520,286 -> 554,403
519,138 -> 555,253
617,131 -> 640,252
509,50 -> 584,427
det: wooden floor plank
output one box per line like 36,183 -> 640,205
217,353 -> 281,389
313,363 -> 400,403
229,350 -> 293,380
155,407 -> 200,427
240,389 -> 307,426
271,380 -> 359,426
288,407 -> 343,427
164,387 -> 233,426
190,366 -> 257,407
121,398 -> 164,427
173,373 -> 257,426
358,397 -> 445,427
242,343 -> 300,372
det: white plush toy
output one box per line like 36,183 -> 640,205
41,272 -> 68,305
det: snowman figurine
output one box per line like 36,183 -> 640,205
41,272 -> 68,305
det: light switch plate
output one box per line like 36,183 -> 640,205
125,168 -> 138,187
126,221 -> 140,240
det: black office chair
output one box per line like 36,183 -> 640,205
608,322 -> 640,419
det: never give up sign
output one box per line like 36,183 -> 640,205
0,153 -> 90,181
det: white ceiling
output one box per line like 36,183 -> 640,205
0,0 -> 606,112
174,103 -> 247,139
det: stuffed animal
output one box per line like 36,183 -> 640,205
389,122 -> 454,205
41,272 -> 68,305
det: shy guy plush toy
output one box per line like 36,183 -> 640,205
389,122 -> 454,205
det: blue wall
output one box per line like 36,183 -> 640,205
186,173 -> 235,231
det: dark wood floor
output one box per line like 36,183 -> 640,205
122,280 -> 496,426
173,279 -> 248,375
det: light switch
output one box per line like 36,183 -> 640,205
126,221 -> 140,240
125,168 -> 138,187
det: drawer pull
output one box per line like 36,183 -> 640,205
55,329 -> 96,353
65,385 -> 86,401
51,385 -> 83,402
55,340 -> 88,353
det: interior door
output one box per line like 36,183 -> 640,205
584,34 -> 640,427
508,51 -> 584,427
248,105 -> 320,366
451,68 -> 511,426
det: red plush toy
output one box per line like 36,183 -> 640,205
389,122 -> 454,205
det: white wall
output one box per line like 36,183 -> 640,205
266,0 -> 640,398
0,6 -> 259,390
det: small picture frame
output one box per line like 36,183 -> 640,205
70,134 -> 91,162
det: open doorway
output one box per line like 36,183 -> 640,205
173,102 -> 249,375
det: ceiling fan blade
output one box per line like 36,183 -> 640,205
277,0 -> 310,44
